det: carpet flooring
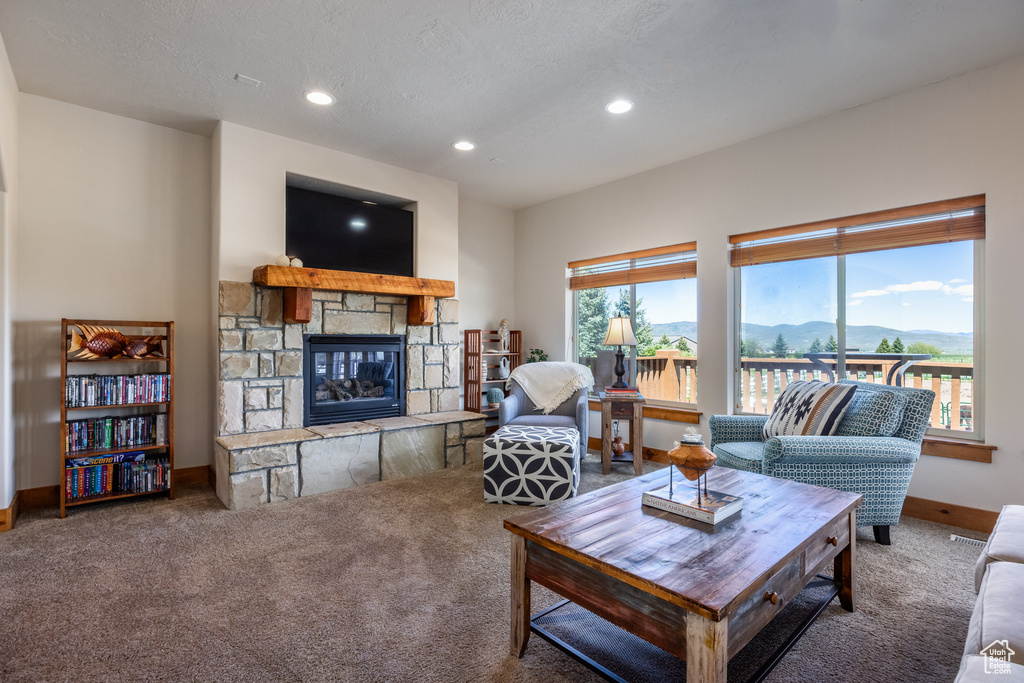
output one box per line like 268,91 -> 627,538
0,458 -> 984,682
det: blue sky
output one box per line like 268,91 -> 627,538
603,240 -> 974,335
740,241 -> 974,334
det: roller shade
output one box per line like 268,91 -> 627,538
569,242 -> 697,291
729,195 -> 985,267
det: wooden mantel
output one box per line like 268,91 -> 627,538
253,265 -> 456,326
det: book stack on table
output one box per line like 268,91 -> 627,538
604,386 -> 641,398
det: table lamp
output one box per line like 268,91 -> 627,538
603,317 -> 637,388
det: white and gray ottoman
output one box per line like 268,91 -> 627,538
483,425 -> 580,506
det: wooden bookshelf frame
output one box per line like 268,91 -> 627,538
59,318 -> 175,518
464,329 -> 522,421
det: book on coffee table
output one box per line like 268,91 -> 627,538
642,485 -> 743,525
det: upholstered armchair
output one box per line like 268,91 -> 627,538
498,366 -> 591,454
709,380 -> 935,545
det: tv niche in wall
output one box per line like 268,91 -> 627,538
285,174 -> 415,277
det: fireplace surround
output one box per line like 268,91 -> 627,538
215,280 -> 477,510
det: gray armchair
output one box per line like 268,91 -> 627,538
498,380 -> 589,454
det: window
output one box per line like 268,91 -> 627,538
731,195 -> 984,438
570,244 -> 698,406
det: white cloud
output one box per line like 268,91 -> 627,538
942,283 -> 973,296
852,280 -> 973,300
850,280 -> 945,298
888,280 -> 943,293
848,299 -> 863,306
962,296 -> 974,303
947,278 -> 967,284
902,302 -> 912,307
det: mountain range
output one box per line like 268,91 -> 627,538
650,320 -> 973,354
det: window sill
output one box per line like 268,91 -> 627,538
921,436 -> 995,463
587,399 -> 701,425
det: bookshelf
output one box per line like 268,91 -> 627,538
59,318 -> 175,518
464,329 -> 522,427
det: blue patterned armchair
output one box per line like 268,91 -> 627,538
709,380 -> 935,545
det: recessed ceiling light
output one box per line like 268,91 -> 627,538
605,99 -> 634,114
305,90 -> 336,106
453,141 -> 476,151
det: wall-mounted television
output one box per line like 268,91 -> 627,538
285,185 -> 414,277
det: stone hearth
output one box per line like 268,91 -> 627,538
215,280 -> 475,509
214,412 -> 486,510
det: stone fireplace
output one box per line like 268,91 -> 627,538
214,281 -> 484,510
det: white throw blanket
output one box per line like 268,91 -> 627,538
506,362 -> 595,415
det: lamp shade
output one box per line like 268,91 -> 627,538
603,317 -> 637,347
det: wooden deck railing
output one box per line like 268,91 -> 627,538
579,353 -> 974,432
738,357 -> 974,432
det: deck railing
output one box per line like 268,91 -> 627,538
580,350 -> 698,404
579,354 -> 973,432
738,357 -> 974,432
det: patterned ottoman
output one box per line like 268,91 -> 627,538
483,425 -> 581,506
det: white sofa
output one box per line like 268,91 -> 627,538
956,505 -> 1024,682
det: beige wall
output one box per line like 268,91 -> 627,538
0,31 -> 17,507
458,198 -> 516,331
213,122 -> 459,286
15,95 -> 212,489
457,197 -> 516,407
515,55 -> 1024,511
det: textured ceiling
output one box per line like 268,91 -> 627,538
2,1 -> 1024,209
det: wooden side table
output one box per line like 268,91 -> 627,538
599,392 -> 644,475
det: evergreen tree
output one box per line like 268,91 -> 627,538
656,333 -> 672,349
876,337 -> 892,353
676,336 -> 692,355
892,336 -> 905,354
808,337 -> 823,353
827,334 -> 838,352
772,334 -> 789,358
576,287 -> 610,358
612,289 -> 655,355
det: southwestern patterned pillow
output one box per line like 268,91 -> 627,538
834,389 -> 907,437
762,381 -> 857,440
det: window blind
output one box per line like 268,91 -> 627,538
729,195 -> 985,267
568,242 -> 697,291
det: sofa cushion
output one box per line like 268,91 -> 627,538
964,562 -> 1024,664
506,414 -> 578,430
976,505 -> 1024,593
762,381 -> 856,439
713,441 -> 766,475
955,654 -> 1024,682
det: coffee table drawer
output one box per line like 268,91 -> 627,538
727,555 -> 805,653
805,514 -> 851,574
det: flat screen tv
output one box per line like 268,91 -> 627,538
286,186 -> 414,277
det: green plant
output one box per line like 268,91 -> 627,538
486,388 -> 504,405
526,348 -> 548,363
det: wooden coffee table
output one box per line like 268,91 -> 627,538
504,467 -> 861,683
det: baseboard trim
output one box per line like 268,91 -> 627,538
901,495 -> 999,533
175,465 -> 214,487
0,491 -> 20,532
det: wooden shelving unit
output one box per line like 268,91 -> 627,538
59,319 -> 175,518
464,329 -> 522,425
